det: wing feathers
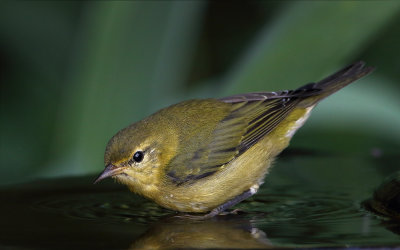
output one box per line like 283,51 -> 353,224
239,98 -> 298,153
165,62 -> 373,185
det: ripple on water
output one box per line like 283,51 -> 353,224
31,189 -> 172,224
2,176 -> 399,248
31,182 -> 360,227
242,188 -> 359,221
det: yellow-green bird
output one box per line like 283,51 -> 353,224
95,61 -> 374,218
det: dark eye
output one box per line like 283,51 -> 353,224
133,151 -> 144,163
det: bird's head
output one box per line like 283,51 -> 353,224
94,118 -> 177,195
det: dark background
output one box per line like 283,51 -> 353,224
1,1 -> 399,185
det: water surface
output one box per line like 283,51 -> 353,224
1,151 -> 399,249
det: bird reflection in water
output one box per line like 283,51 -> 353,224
129,214 -> 272,249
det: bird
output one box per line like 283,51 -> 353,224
94,61 -> 374,219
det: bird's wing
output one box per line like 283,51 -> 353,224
165,61 -> 374,185
165,93 -> 302,185
220,92 -> 302,154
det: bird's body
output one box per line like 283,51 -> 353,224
95,62 -> 374,216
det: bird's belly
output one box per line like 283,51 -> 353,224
154,107 -> 312,213
155,136 -> 285,212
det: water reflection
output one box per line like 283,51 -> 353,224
1,155 -> 400,249
130,215 -> 271,249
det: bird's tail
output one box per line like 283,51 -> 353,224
297,61 -> 374,107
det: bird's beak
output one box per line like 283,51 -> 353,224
94,164 -> 124,184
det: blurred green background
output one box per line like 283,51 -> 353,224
1,1 -> 399,185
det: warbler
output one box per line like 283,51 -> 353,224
95,61 -> 374,218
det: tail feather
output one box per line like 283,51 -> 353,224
317,61 -> 374,91
297,61 -> 374,106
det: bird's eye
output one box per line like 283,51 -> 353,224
133,151 -> 144,163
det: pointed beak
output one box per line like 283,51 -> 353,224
94,164 -> 124,184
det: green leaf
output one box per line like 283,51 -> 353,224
223,1 -> 400,94
44,2 -> 206,177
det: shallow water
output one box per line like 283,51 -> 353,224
1,152 -> 399,249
